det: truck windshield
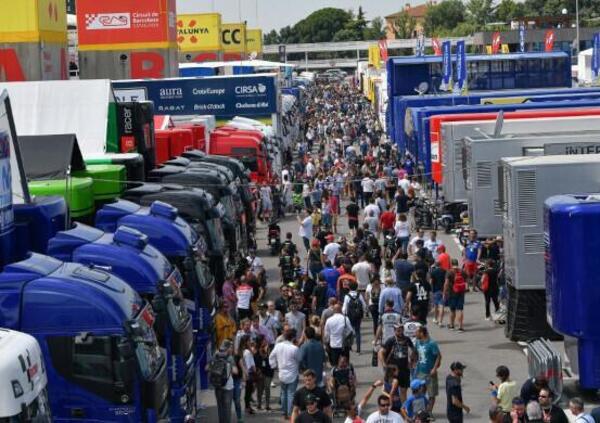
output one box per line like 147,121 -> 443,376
0,388 -> 52,422
206,217 -> 225,252
128,304 -> 164,381
164,269 -> 191,332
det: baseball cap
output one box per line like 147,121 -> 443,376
450,361 -> 467,371
305,393 -> 318,404
410,379 -> 426,391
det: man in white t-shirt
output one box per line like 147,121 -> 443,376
306,160 -> 316,178
365,395 -> 405,423
323,236 -> 341,264
408,229 -> 425,256
398,174 -> 410,194
364,198 -> 381,220
424,230 -> 444,260
298,209 -> 313,252
352,256 -> 372,291
362,176 -> 375,203
323,304 -> 355,366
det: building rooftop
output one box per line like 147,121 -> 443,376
385,3 -> 431,20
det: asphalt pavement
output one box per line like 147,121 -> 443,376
198,211 -> 535,422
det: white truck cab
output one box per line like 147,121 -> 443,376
0,329 -> 51,422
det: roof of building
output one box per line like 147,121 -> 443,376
385,3 -> 430,20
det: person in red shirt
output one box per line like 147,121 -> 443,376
437,245 -> 451,271
379,204 -> 397,237
329,194 -> 339,234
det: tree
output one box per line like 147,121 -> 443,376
292,8 -> 352,43
423,0 -> 465,36
363,17 -> 386,40
466,0 -> 495,29
263,29 -> 279,45
495,0 -> 526,22
392,10 -> 417,39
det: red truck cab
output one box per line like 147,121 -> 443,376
209,131 -> 270,184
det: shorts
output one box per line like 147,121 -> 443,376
397,367 -> 410,388
463,260 -> 477,277
348,219 -> 359,230
416,372 -> 439,397
448,294 -> 465,311
433,291 -> 444,306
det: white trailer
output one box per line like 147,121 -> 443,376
439,115 -> 600,203
500,154 -> 600,341
463,131 -> 600,237
0,329 -> 51,421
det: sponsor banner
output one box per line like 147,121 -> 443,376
492,32 -> 501,54
432,38 -> 441,56
544,30 -> 555,52
441,40 -> 451,88
245,29 -> 263,56
593,32 -> 600,78
113,74 -> 279,117
0,0 -> 66,43
416,31 -> 425,56
368,45 -> 380,69
76,0 -> 177,49
221,23 -> 246,54
455,40 -> 466,91
519,23 -> 526,53
378,39 -> 388,62
177,13 -> 221,52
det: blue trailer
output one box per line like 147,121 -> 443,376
0,253 -> 170,421
406,98 -> 600,177
48,224 -> 197,420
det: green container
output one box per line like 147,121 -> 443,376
73,164 -> 126,201
28,177 -> 95,218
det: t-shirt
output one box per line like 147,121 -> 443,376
437,252 -> 451,271
321,267 -> 341,297
299,216 -> 313,239
286,311 -> 306,342
394,221 -> 410,238
346,203 -> 359,221
379,312 -> 402,342
407,281 -> 431,311
383,335 -> 414,369
313,285 -> 329,310
364,410 -> 404,423
364,204 -> 381,219
323,242 -> 341,264
446,375 -> 463,421
352,261 -> 372,290
403,394 -> 428,418
464,240 -> 481,262
362,178 -> 375,193
365,216 -> 379,233
295,410 -> 332,423
496,380 -> 519,412
430,267 -> 446,292
293,386 -> 332,411
414,339 -> 440,375
380,211 -> 396,230
403,320 -> 423,345
236,284 -> 253,310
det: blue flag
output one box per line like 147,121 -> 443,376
456,40 -> 466,91
593,32 -> 600,78
519,23 -> 526,53
442,41 -> 451,88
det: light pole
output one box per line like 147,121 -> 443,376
576,0 -> 580,55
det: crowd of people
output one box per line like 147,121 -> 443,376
207,79 -> 594,423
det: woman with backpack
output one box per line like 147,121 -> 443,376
443,259 -> 467,332
210,340 -> 238,423
481,259 -> 500,321
342,281 -> 367,354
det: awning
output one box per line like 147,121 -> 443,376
18,134 -> 85,180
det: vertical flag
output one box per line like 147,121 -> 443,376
378,39 -> 389,62
519,23 -> 526,53
592,32 -> 600,80
416,32 -> 425,56
456,40 -> 467,93
441,40 -> 451,91
544,30 -> 555,52
492,32 -> 501,54
432,38 -> 442,56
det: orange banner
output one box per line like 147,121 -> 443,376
76,0 -> 177,50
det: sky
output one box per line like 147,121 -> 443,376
176,0 -> 414,32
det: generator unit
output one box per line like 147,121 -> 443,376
500,154 -> 600,341
439,115 -> 600,203
463,131 -> 600,237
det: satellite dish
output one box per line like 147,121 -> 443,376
414,82 -> 429,95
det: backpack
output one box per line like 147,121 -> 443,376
208,354 -> 231,388
346,295 -> 363,323
452,268 -> 467,294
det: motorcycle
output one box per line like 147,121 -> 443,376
413,197 -> 434,229
268,221 -> 281,256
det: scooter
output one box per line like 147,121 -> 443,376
268,221 -> 281,255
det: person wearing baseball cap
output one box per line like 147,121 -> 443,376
401,379 -> 428,421
446,362 -> 470,423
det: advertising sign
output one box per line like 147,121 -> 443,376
0,0 -> 66,43
593,32 -> 600,78
519,23 -> 526,53
416,32 -> 425,56
544,142 -> 600,155
76,0 -> 177,50
456,40 -> 466,91
441,40 -> 451,89
368,45 -> 381,69
378,39 -> 388,62
544,30 -> 555,52
246,29 -> 263,56
113,74 -> 279,117
432,38 -> 441,56
492,32 -> 501,54
177,13 -> 221,52
221,23 -> 247,54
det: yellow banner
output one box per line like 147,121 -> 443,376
221,22 -> 246,53
501,44 -> 510,53
0,0 -> 66,42
177,13 -> 221,52
486,45 -> 492,54
481,96 -> 528,105
368,45 -> 380,69
245,29 -> 262,55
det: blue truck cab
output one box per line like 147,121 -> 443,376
47,224 -> 196,420
0,253 -> 169,421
